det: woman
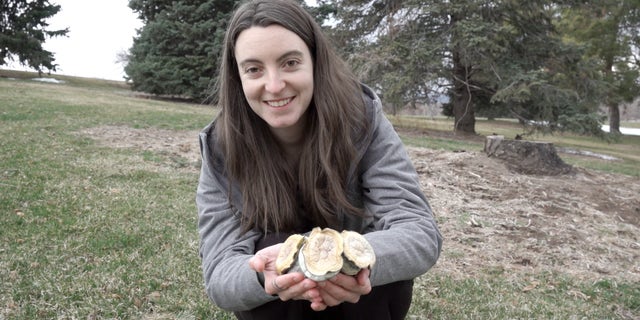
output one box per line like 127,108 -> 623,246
196,0 -> 442,319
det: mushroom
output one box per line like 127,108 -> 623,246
298,227 -> 344,281
276,228 -> 376,281
275,233 -> 306,275
340,230 -> 376,275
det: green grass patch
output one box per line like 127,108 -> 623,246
411,273 -> 639,319
0,75 -> 220,319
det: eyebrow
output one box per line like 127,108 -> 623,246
238,50 -> 305,68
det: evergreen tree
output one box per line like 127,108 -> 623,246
328,0 -> 606,135
558,0 -> 640,135
0,0 -> 68,73
125,0 -> 235,102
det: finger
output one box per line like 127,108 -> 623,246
328,273 -> 358,290
317,280 -> 348,306
331,272 -> 371,296
266,274 -> 290,296
250,244 -> 282,273
248,253 -> 268,272
278,277 -> 317,300
294,287 -> 321,302
357,268 -> 371,285
318,285 -> 343,306
310,300 -> 328,311
355,269 -> 372,295
272,277 -> 286,291
322,275 -> 364,304
267,273 -> 307,298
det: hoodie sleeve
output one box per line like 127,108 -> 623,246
196,128 -> 278,311
358,92 -> 443,287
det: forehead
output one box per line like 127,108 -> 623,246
234,25 -> 311,62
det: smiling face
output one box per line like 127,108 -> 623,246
234,24 -> 314,145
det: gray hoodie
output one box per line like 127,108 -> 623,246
196,85 -> 442,311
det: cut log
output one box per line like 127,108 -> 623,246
484,135 -> 573,175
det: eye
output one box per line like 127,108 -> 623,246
241,65 -> 263,79
284,59 -> 300,68
245,66 -> 261,74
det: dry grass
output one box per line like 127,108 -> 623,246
407,147 -> 639,282
1,73 -> 638,319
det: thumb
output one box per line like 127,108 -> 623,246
357,268 -> 371,286
249,253 -> 268,272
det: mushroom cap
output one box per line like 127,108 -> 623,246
275,234 -> 306,275
300,227 -> 344,278
298,244 -> 340,281
341,230 -> 376,270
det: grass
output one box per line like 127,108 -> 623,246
1,70 -> 638,319
411,274 -> 639,319
1,73 -> 221,319
389,115 -> 640,177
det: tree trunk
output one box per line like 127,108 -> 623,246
484,135 -> 573,175
451,49 -> 476,135
604,59 -> 621,134
609,102 -> 621,134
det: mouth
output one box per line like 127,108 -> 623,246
265,97 -> 293,108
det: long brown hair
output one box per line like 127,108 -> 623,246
214,0 -> 368,233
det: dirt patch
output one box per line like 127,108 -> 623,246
79,125 -> 640,282
409,147 -> 639,282
78,126 -> 201,170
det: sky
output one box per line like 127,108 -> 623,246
7,0 -> 142,81
7,1 -> 321,81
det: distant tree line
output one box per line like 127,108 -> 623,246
2,0 -> 638,136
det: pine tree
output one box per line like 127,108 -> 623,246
0,0 -> 68,73
125,0 -> 235,102
328,0 -> 607,135
558,0 -> 640,135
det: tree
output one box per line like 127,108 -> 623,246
125,0 -> 235,102
558,0 -> 640,135
328,0 -> 440,116
0,0 -> 68,73
125,0 -> 328,101
328,0 -> 606,135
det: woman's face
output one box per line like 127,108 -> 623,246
234,24 -> 314,144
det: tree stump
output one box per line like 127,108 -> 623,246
484,135 -> 573,175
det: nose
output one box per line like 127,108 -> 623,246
265,70 -> 285,93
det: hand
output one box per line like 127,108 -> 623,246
248,244 -> 326,309
316,268 -> 372,308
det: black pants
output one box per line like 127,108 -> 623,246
234,234 -> 414,320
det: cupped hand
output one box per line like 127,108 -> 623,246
248,243 -> 327,309
316,268 -> 372,307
